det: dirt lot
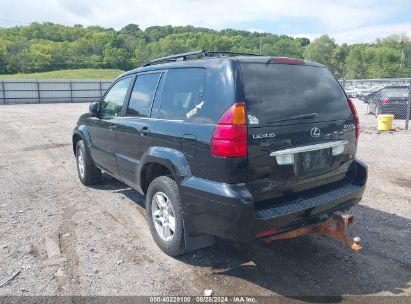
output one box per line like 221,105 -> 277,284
0,99 -> 410,298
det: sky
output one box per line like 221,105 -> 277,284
0,0 -> 410,44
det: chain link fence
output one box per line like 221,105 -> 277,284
1,77 -> 410,130
342,78 -> 411,130
0,79 -> 112,104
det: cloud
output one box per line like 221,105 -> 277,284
294,23 -> 411,44
246,29 -> 266,33
333,23 -> 411,44
292,33 -> 321,42
0,0 -> 410,44
56,0 -> 93,18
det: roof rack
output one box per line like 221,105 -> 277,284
205,51 -> 261,58
143,50 -> 261,67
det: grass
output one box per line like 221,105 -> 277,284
0,69 -> 124,79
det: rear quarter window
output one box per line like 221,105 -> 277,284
241,63 -> 350,125
159,68 -> 207,122
159,67 -> 235,124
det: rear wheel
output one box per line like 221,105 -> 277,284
76,140 -> 101,185
146,176 -> 186,256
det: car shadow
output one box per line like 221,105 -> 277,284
90,173 -> 145,208
178,204 -> 411,300
90,176 -> 411,300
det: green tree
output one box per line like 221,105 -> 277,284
120,24 -> 142,36
333,44 -> 349,78
0,41 -> 7,73
103,46 -> 129,69
303,35 -> 339,72
345,45 -> 368,79
29,42 -> 53,70
367,47 -> 407,78
0,22 -> 409,78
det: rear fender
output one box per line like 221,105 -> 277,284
139,147 -> 213,250
138,146 -> 192,192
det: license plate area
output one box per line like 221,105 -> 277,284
295,149 -> 332,175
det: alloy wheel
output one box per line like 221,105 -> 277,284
77,149 -> 85,178
151,191 -> 176,241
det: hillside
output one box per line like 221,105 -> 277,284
0,69 -> 123,79
0,22 -> 409,79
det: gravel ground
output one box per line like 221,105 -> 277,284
0,99 -> 410,298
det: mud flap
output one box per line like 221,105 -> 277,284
183,218 -> 215,251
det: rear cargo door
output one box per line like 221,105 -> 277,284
240,61 -> 356,202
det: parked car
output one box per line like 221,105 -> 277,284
356,85 -> 374,100
73,51 -> 367,256
344,86 -> 357,98
367,85 -> 410,118
360,85 -> 386,103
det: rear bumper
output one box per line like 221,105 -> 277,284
179,159 -> 367,242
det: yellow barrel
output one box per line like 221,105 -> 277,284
377,114 -> 394,131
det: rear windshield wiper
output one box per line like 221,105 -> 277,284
267,113 -> 318,124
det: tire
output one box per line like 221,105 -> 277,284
75,140 -> 102,185
146,176 -> 186,256
375,106 -> 380,117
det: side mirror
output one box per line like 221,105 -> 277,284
89,101 -> 99,116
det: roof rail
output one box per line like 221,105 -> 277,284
143,50 -> 206,67
205,51 -> 261,58
143,50 -> 261,67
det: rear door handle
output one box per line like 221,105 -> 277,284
109,125 -> 117,131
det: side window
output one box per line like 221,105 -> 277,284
127,73 -> 161,117
100,77 -> 132,117
159,68 -> 206,120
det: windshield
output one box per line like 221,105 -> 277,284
241,63 -> 350,125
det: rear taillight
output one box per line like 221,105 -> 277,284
211,102 -> 247,158
382,97 -> 391,104
347,98 -> 360,140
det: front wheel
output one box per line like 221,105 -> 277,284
146,176 -> 186,256
76,140 -> 102,185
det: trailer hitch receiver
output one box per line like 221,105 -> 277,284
263,212 -> 363,252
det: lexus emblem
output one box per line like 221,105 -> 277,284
310,127 -> 321,138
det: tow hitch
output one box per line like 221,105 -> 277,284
263,212 -> 363,252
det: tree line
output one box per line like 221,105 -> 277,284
0,22 -> 410,79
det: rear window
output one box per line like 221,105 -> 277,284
382,88 -> 409,97
241,63 -> 350,125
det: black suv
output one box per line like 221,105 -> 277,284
73,51 -> 367,256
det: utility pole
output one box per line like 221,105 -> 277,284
401,49 -> 404,67
259,37 -> 262,55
